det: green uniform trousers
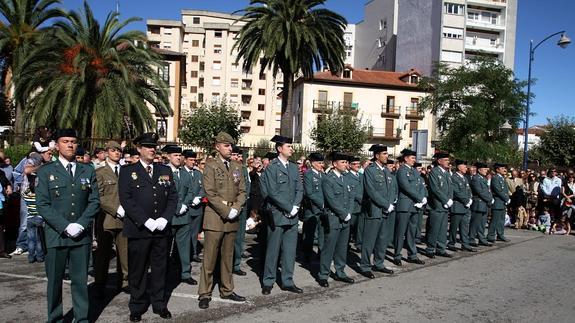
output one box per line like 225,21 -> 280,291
353,212 -> 364,249
94,228 -> 128,289
394,211 -> 419,260
233,208 -> 248,271
360,213 -> 396,272
415,209 -> 424,243
302,215 -> 324,257
425,210 -> 449,254
173,223 -> 192,279
319,226 -> 350,280
198,230 -> 236,299
263,224 -> 297,288
469,211 -> 489,244
448,212 -> 471,248
45,244 -> 90,323
487,209 -> 507,241
190,214 -> 203,257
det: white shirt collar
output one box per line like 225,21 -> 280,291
58,156 -> 76,170
184,165 -> 193,172
140,160 -> 152,170
278,156 -> 289,167
312,168 -> 320,175
350,170 -> 358,176
106,160 -> 119,170
375,161 -> 385,171
169,164 -> 179,172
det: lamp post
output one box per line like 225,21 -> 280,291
524,31 -> 570,169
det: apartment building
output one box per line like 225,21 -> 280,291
354,0 -> 517,75
292,68 -> 434,158
146,10 -> 284,145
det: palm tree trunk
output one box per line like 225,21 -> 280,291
3,67 -> 25,144
280,72 -> 294,138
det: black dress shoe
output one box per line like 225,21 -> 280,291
262,286 -> 272,295
318,279 -> 329,287
221,292 -> 246,302
393,259 -> 403,266
182,277 -> 197,285
360,271 -> 375,279
333,276 -> 354,284
497,237 -> 510,242
192,255 -> 202,263
153,308 -> 172,319
373,267 -> 394,275
0,253 -> 12,259
94,286 -> 106,300
198,298 -> 210,309
282,285 -> 304,293
436,252 -> 453,258
462,246 -> 477,252
479,241 -> 493,247
423,251 -> 436,259
129,313 -> 142,322
405,258 -> 425,265
122,286 -> 131,294
469,242 -> 479,247
233,269 -> 247,276
446,245 -> 458,252
487,239 -> 496,244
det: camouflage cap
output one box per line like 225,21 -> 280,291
215,132 -> 235,144
105,140 -> 122,150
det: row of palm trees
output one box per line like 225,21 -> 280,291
1,0 -> 349,140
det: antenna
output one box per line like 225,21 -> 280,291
116,0 -> 120,14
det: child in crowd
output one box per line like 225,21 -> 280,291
22,154 -> 44,263
32,126 -> 54,153
550,214 -> 571,235
537,207 -> 552,234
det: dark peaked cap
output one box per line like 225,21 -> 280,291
53,128 -> 78,140
369,144 -> 387,153
134,133 -> 159,147
271,135 -> 292,144
308,152 -> 324,161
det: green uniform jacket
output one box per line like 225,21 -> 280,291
396,164 -> 424,213
491,174 -> 510,210
96,164 -> 123,230
185,167 -> 205,218
303,169 -> 324,220
347,171 -> 363,214
363,162 -> 398,219
322,172 -> 354,229
261,158 -> 303,226
36,161 -> 100,248
470,174 -> 493,213
428,166 -> 453,212
451,173 -> 472,214
171,167 -> 194,226
416,171 -> 428,199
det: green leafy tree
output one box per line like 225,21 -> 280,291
529,116 -> 575,167
418,57 -> 528,164
310,110 -> 370,155
233,0 -> 347,137
253,138 -> 272,158
179,96 -> 242,153
0,0 -> 66,136
14,1 -> 169,138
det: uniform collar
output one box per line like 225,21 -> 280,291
58,156 -> 76,170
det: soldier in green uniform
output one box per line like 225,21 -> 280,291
165,146 -> 197,285
317,153 -> 355,287
394,149 -> 427,266
488,163 -> 511,243
233,146 -> 251,276
36,129 -> 100,323
347,156 -> 363,253
182,150 -> 205,263
414,162 -> 427,244
302,152 -> 325,263
424,152 -> 454,258
469,162 -> 494,247
448,160 -> 477,252
260,135 -> 303,295
360,144 -> 397,279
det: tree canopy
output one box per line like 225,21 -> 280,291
310,109 -> 370,155
529,116 -> 575,168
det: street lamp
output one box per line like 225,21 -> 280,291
524,31 -> 570,169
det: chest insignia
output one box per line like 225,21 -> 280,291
131,172 -> 138,180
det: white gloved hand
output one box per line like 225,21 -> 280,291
505,200 -> 511,206
414,203 -> 423,209
290,206 -> 300,216
446,199 -> 453,207
155,217 -> 168,230
491,199 -> 495,205
65,223 -> 84,237
387,204 -> 395,213
344,214 -> 351,222
179,204 -> 188,215
192,196 -> 202,206
421,197 -> 428,205
228,208 -> 239,220
466,199 -> 473,208
144,218 -> 157,232
116,205 -> 125,218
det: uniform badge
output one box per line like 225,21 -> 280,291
80,178 -> 91,191
232,171 -> 240,183
49,174 -> 55,181
158,175 -> 171,186
131,172 -> 138,180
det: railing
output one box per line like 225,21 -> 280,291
381,105 -> 401,117
406,107 -> 424,119
368,128 -> 401,141
312,100 -> 359,114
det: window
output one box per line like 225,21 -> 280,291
275,128 -> 281,135
379,19 -> 384,30
214,44 -> 222,54
410,98 -> 419,108
212,76 -> 221,86
410,75 -> 419,84
198,93 -> 203,103
409,121 -> 418,137
259,73 -> 266,80
199,62 -> 204,71
212,92 -> 221,100
467,11 -> 480,21
318,90 -> 328,106
377,37 -> 384,48
343,69 -> 351,79
232,63 -> 240,72
241,111 -> 251,119
343,92 -> 353,108
385,119 -> 394,137
442,27 -> 463,39
158,63 -> 169,83
441,50 -> 463,63
162,41 -> 171,49
258,104 -> 265,111
191,55 -> 199,62
212,60 -> 221,70
257,120 -> 264,127
192,39 -> 199,47
163,28 -> 172,35
231,78 -> 239,88
193,17 -> 200,24
214,30 -> 222,38
190,101 -> 197,109
190,86 -> 198,93
444,3 -> 464,15
258,88 -> 266,95
191,71 -> 198,78
149,26 -> 160,34
199,78 -> 204,87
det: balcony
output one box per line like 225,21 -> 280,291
240,118 -> 251,127
381,105 -> 401,118
465,35 -> 505,53
466,15 -> 506,32
312,100 -> 358,115
467,0 -> 507,8
369,128 -> 401,142
405,107 -> 424,120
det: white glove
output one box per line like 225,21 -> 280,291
344,214 -> 351,222
179,204 -> 188,215
144,218 -> 157,232
192,196 -> 202,206
491,199 -> 495,205
228,208 -> 239,220
155,217 -> 168,230
466,199 -> 473,208
421,197 -> 427,205
505,200 -> 511,206
446,199 -> 453,207
387,204 -> 395,213
290,206 -> 300,216
65,223 -> 84,237
414,203 -> 423,209
116,205 -> 125,218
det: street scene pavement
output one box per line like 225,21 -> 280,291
1,228 -> 573,322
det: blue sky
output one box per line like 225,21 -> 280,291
59,0 -> 574,126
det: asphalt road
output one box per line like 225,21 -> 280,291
1,229 -> 573,323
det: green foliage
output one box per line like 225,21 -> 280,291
13,1 -> 169,139
529,116 -> 575,167
233,0 -> 347,136
252,138 -> 272,158
418,57 -> 528,163
3,144 -> 30,164
310,110 -> 370,155
179,96 -> 242,153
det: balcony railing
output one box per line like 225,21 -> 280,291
312,100 -> 358,114
405,107 -> 424,119
368,127 -> 401,141
381,105 -> 401,118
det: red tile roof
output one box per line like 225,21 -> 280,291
300,68 -> 423,90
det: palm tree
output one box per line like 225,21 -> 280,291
0,0 -> 65,136
14,1 -> 169,139
233,0 -> 347,138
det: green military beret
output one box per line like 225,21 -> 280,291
215,132 -> 235,144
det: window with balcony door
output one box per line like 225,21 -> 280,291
343,92 -> 353,109
158,63 -> 169,83
444,3 -> 464,15
199,78 -> 204,87
212,77 -> 221,86
385,119 -> 394,138
214,44 -> 222,54
318,90 -> 328,108
213,60 -> 221,70
409,121 -> 418,138
198,93 -> 204,102
386,96 -> 395,113
231,78 -> 239,88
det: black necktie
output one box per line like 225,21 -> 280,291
114,165 -> 119,177
146,165 -> 152,177
224,161 -> 229,171
67,164 -> 73,177
174,169 -> 179,179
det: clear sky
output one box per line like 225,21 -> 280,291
59,0 -> 574,126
